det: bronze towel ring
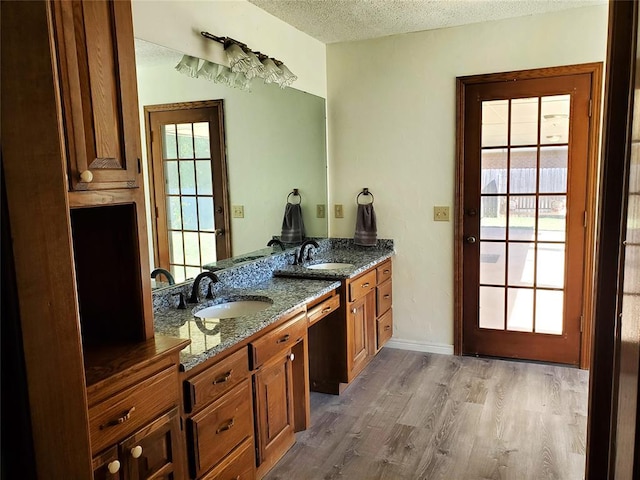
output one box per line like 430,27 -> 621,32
357,188 -> 374,205
287,188 -> 302,205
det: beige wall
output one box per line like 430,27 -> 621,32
326,5 -> 608,353
132,0 -> 327,97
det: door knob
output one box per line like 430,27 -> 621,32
214,229 -> 224,236
465,236 -> 477,244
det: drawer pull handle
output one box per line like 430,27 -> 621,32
107,460 -> 121,474
383,294 -> 391,299
100,406 -> 135,429
383,269 -> 390,274
130,445 -> 143,459
384,325 -> 391,331
362,282 -> 370,288
277,334 -> 290,344
321,306 -> 332,313
290,353 -> 295,361
351,308 -> 357,314
216,418 -> 235,434
213,370 -> 232,384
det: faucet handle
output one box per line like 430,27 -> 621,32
206,283 -> 214,299
172,293 -> 186,310
291,249 -> 300,265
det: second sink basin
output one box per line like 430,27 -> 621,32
306,262 -> 355,270
194,299 -> 272,319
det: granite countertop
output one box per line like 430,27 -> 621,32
154,277 -> 340,371
274,246 -> 394,280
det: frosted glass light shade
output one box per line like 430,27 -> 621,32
197,61 -> 222,81
277,63 -> 297,88
226,44 -> 250,70
261,58 -> 283,84
175,55 -> 200,78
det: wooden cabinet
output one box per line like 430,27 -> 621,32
183,348 -> 255,480
51,0 -> 141,191
85,337 -> 189,480
308,259 -> 393,394
250,309 -> 308,479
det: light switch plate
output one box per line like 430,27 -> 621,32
434,206 -> 450,222
232,205 -> 244,218
335,204 -> 344,218
316,204 -> 326,218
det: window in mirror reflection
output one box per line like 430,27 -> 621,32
147,101 -> 231,283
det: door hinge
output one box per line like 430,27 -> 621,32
180,417 -> 184,431
155,206 -> 159,219
150,129 -> 154,143
589,99 -> 593,117
137,158 -> 141,174
580,314 -> 584,333
584,211 -> 587,228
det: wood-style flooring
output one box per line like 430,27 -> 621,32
264,348 -> 589,480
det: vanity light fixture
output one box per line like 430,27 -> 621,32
200,31 -> 298,89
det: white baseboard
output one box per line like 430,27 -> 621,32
384,338 -> 454,355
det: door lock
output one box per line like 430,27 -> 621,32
465,236 -> 477,244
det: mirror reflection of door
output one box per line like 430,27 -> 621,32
457,64 -> 602,366
145,100 -> 231,283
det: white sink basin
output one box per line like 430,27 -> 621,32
194,300 -> 271,319
306,262 -> 355,270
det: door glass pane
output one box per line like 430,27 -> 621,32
539,147 -> 568,193
169,231 -> 184,264
538,195 -> 566,241
540,95 -> 570,145
162,124 -> 177,160
193,122 -> 211,158
479,286 -> 505,330
200,232 -> 217,265
535,290 -> 564,335
195,160 -> 213,195
179,161 -> 196,195
164,161 -> 180,195
537,243 -> 565,288
508,242 -> 535,287
183,232 -> 200,265
481,149 -> 507,194
198,197 -> 215,232
177,123 -> 194,159
482,100 -> 508,147
170,265 -> 186,284
510,147 -> 538,194
185,266 -> 201,280
507,288 -> 534,332
508,196 -> 536,240
480,242 -> 505,285
167,197 -> 182,229
181,197 -> 198,231
511,97 -> 539,146
481,196 -> 506,240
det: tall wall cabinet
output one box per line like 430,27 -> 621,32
2,1 -> 167,477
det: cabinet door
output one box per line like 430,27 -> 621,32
347,290 -> 376,380
120,407 -> 184,480
52,0 -> 140,191
93,446 -> 122,480
253,350 -> 295,473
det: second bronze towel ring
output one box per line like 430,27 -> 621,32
287,188 -> 302,205
357,188 -> 374,205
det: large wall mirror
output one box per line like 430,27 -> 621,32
134,39 -> 328,285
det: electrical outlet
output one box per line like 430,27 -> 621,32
316,204 -> 326,218
434,206 -> 450,222
232,205 -> 244,218
334,204 -> 344,218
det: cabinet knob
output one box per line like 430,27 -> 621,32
351,308 -> 357,314
289,353 -> 295,361
79,170 -> 93,183
362,282 -> 370,288
130,445 -> 143,459
107,460 -> 121,474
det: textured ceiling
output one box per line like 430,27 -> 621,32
248,0 -> 606,44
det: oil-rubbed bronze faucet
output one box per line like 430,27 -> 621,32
298,239 -> 319,264
188,271 -> 219,304
267,238 -> 286,251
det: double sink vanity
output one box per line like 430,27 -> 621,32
87,238 -> 394,480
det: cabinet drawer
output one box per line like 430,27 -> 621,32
376,261 -> 392,285
185,348 -> 249,413
249,311 -> 306,370
377,309 -> 393,350
348,270 -> 377,302
188,380 -> 253,478
89,366 -> 177,454
201,437 -> 255,480
376,279 -> 392,316
307,294 -> 340,327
